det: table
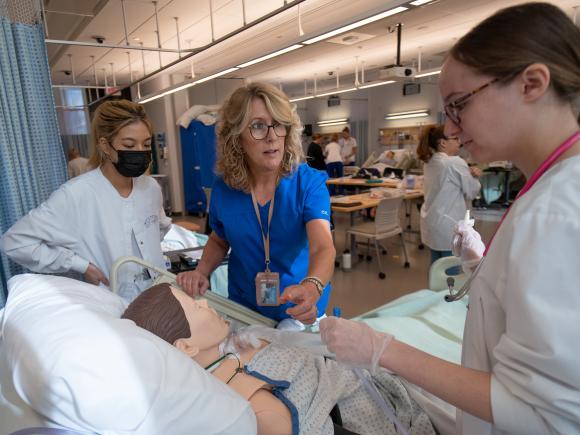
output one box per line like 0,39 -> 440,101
331,190 -> 423,261
326,177 -> 402,190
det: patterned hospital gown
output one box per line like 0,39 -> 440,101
245,343 -> 435,435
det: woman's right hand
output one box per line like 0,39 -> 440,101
84,263 -> 110,287
176,270 -> 210,297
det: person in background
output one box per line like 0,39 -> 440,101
324,133 -> 343,196
339,127 -> 358,166
306,133 -> 326,171
177,83 -> 335,328
1,100 -> 171,299
67,147 -> 89,178
320,3 -> 580,434
416,125 -> 481,266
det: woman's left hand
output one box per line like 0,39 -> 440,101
280,283 -> 319,324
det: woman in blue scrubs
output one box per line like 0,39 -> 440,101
177,82 -> 335,325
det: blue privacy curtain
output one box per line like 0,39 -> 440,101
0,0 -> 67,306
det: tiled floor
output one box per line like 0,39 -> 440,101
178,204 -> 502,319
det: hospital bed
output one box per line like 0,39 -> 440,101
0,233 -> 466,434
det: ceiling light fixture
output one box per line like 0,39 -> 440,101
303,6 -> 408,45
138,67 -> 239,103
318,120 -> 349,127
193,67 -> 239,84
289,95 -> 315,102
358,80 -> 396,89
236,44 -> 303,68
414,69 -> 441,78
317,118 -> 348,126
409,0 -> 435,6
317,87 -> 357,97
384,109 -> 430,120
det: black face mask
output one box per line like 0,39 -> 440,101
112,149 -> 152,178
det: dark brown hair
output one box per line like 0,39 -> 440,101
417,125 -> 446,163
450,3 -> 580,110
122,283 -> 190,344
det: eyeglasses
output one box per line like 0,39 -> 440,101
444,78 -> 499,126
248,122 -> 287,140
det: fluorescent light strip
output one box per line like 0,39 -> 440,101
164,80 -> 197,96
194,67 -> 239,85
410,0 -> 434,6
237,44 -> 303,68
385,112 -> 429,120
358,80 -> 396,89
318,121 -> 348,127
317,118 -> 348,125
414,70 -> 441,78
139,93 -> 166,104
303,6 -> 407,45
386,109 -> 430,116
317,87 -> 357,97
289,95 -> 315,102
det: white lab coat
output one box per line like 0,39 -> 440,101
340,136 -> 358,164
420,153 -> 480,251
1,168 -> 171,297
459,155 -> 580,434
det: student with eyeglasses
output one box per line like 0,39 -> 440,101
177,82 -> 335,329
416,125 -> 481,269
320,3 -> 580,434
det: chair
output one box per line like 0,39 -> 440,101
345,195 -> 409,279
428,256 -> 467,291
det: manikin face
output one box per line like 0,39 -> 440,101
239,97 -> 286,175
439,57 -> 521,163
170,287 -> 230,357
101,121 -> 152,162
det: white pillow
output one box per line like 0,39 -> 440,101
1,274 -> 256,434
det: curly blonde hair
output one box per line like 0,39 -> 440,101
216,82 -> 304,192
87,99 -> 153,169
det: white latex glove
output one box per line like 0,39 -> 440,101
452,220 -> 485,273
319,317 -> 393,374
220,328 -> 263,355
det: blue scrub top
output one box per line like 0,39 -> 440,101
209,163 -> 332,320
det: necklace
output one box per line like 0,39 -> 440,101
204,352 -> 243,384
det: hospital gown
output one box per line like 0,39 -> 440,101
245,342 -> 435,435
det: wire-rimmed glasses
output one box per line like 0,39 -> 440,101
444,78 -> 499,126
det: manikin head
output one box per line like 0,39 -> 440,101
122,283 -> 230,367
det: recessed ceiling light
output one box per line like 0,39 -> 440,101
133,37 -> 140,41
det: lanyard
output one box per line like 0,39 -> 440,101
484,130 -> 580,255
250,188 -> 276,272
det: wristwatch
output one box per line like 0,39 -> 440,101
300,276 -> 324,296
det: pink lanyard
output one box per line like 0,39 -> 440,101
484,130 -> 580,255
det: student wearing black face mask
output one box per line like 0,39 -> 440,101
1,100 -> 171,300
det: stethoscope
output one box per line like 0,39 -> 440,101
444,129 -> 580,303
444,257 -> 485,302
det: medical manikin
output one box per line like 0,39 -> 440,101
122,284 -> 436,435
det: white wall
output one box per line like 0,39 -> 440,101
295,79 -> 443,158
187,78 -> 245,106
368,81 -> 442,155
140,75 -> 185,214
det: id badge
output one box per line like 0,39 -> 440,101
255,271 -> 280,306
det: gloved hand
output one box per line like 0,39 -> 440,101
452,220 -> 485,273
319,317 -> 393,374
